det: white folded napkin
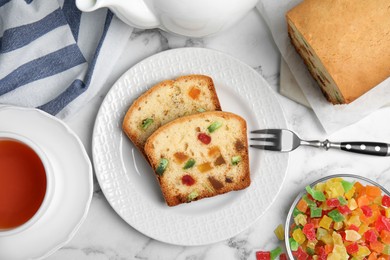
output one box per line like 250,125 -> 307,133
0,0 -> 133,119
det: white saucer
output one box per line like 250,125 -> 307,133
0,106 -> 93,260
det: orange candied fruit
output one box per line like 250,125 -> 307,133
296,199 -> 308,213
197,162 -> 213,173
188,87 -> 201,100
381,230 -> 390,244
370,240 -> 385,253
366,185 -> 382,198
173,152 -> 189,164
208,146 -> 221,157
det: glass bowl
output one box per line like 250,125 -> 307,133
285,174 -> 390,259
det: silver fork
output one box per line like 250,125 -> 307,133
250,129 -> 390,156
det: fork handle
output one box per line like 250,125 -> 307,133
340,142 -> 390,156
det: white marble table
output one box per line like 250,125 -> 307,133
48,8 -> 390,260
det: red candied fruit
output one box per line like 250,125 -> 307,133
349,224 -> 360,232
293,247 -> 309,260
364,229 -> 378,242
182,174 -> 195,186
362,205 -> 373,217
326,198 -> 340,208
383,195 -> 390,207
303,223 -> 316,241
315,246 -> 327,260
338,205 -> 352,215
279,253 -> 287,260
346,242 -> 359,254
256,251 -> 270,260
375,215 -> 390,232
198,133 -> 211,144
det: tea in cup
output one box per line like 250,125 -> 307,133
0,132 -> 53,236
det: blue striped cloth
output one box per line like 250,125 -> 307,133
0,0 -> 133,118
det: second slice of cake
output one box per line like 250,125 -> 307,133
144,111 -> 250,207
286,0 -> 390,104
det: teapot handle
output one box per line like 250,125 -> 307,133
76,0 -> 160,29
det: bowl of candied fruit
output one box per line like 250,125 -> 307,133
285,174 -> 390,259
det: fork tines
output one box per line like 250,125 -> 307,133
249,129 -> 281,151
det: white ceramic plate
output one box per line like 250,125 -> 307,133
92,48 -> 288,246
0,106 -> 93,260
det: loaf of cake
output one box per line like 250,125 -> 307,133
144,111 -> 250,207
122,75 -> 221,155
286,0 -> 390,104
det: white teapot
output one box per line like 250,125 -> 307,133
76,0 -> 259,37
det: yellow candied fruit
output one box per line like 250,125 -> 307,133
320,234 -> 334,245
274,224 -> 284,241
315,182 -> 326,192
345,215 -> 361,227
333,221 -> 344,230
328,177 -> 344,183
345,186 -> 356,200
345,230 -> 362,241
374,196 -> 383,205
292,228 -> 306,245
325,181 -> 345,198
319,215 -> 333,230
354,246 -> 371,258
333,232 -> 344,246
358,223 -> 370,235
294,214 -> 308,226
307,239 -> 318,250
328,233 -> 348,260
386,208 -> 390,218
348,198 -> 358,210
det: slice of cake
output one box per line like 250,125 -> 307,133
286,0 -> 390,104
144,111 -> 250,207
122,75 -> 221,155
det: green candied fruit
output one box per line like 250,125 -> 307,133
187,191 -> 199,202
183,158 -> 196,169
231,156 -> 241,165
270,246 -> 283,260
289,238 -> 299,251
293,207 -> 303,217
305,186 -> 326,202
141,118 -> 154,130
207,121 -> 222,133
310,206 -> 322,218
306,247 -> 315,256
196,108 -> 206,113
156,158 -> 168,176
338,196 -> 348,205
341,180 -> 354,192
303,194 -> 317,207
328,209 -> 345,222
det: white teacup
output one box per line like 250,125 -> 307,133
76,0 -> 259,37
0,132 -> 54,236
